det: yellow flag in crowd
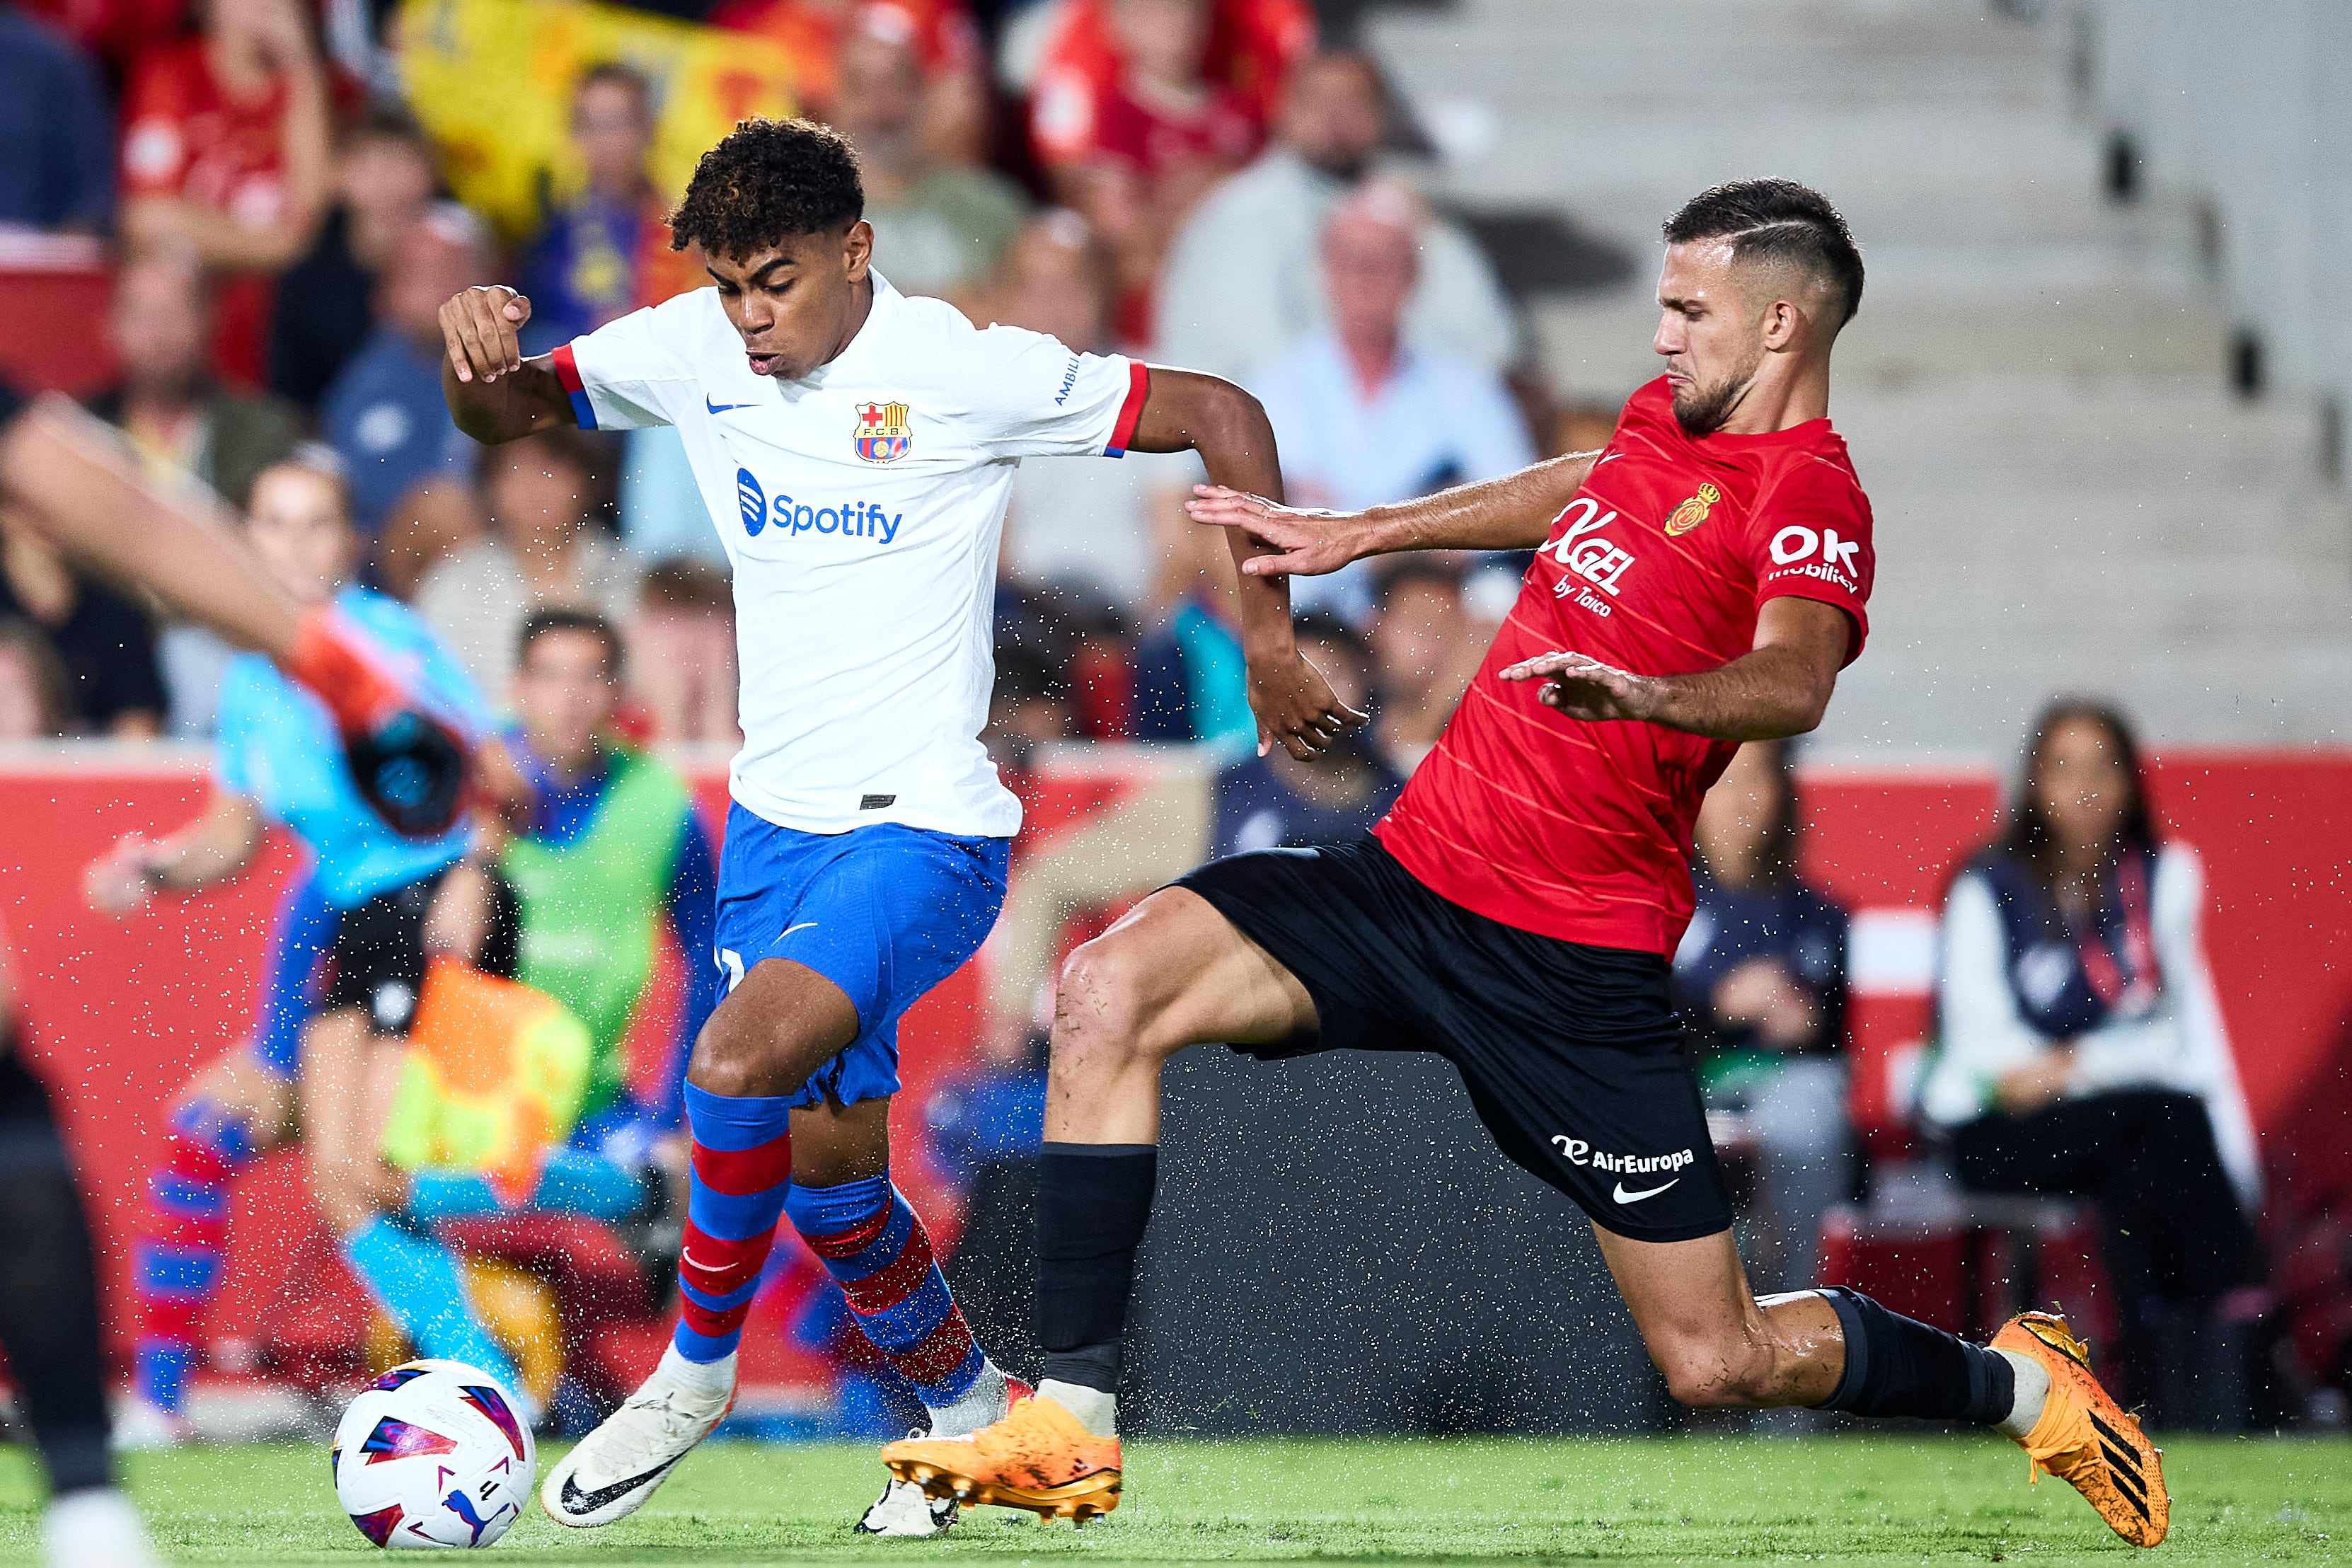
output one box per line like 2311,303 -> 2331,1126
396,0 -> 804,242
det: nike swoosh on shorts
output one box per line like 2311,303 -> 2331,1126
1613,1179 -> 1679,1204
559,1460 -> 682,1517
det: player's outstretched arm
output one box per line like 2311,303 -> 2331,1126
439,285 -> 574,444
1499,596 -> 1850,741
1129,367 -> 1366,759
0,395 -> 306,657
1184,449 -> 1600,578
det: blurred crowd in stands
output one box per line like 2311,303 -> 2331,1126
0,0 -> 2300,1431
0,0 -> 1605,758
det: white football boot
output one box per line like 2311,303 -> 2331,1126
540,1347 -> 732,1528
856,1468 -> 962,1537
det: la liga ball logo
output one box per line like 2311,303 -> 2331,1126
855,401 -> 912,463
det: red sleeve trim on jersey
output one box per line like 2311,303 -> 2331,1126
1105,360 -> 1148,457
549,342 -> 597,431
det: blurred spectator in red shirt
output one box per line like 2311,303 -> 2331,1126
517,62 -> 703,357
86,246 -> 301,510
266,105 -> 439,410
0,2 -> 115,233
833,6 -> 1025,303
1030,0 -> 1301,342
1027,0 -> 1308,155
117,0 -> 330,386
713,0 -> 986,162
1031,0 -> 1262,183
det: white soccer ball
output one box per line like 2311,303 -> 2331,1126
330,1360 -> 536,1549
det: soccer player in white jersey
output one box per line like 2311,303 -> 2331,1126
437,117 -> 1356,1535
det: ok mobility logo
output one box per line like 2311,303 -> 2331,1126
734,468 -> 903,545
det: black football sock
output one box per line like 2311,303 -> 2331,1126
1815,1286 -> 2016,1426
1035,1143 -> 1158,1395
0,1054 -> 115,1494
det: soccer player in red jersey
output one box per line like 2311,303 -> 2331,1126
884,180 -> 2169,1547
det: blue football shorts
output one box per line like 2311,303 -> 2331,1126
712,805 -> 1011,1111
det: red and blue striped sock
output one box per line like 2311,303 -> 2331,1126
674,1084 -> 795,1364
785,1175 -> 985,1409
134,1101 -> 252,1416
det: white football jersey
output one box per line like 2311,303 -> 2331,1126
555,275 -> 1145,837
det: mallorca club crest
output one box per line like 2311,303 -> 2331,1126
1664,482 -> 1721,536
855,401 -> 912,463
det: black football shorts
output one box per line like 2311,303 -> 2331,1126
1173,835 -> 1732,1243
321,863 -> 520,1035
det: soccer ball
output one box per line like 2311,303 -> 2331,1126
331,1360 -> 536,1549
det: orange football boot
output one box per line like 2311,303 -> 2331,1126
1993,1310 -> 2168,1547
881,1390 -> 1122,1522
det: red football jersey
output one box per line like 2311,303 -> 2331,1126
1374,376 -> 1876,957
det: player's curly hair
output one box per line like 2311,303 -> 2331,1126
1663,179 -> 1864,325
667,117 -> 864,260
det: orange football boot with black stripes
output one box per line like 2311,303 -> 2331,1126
881,1390 -> 1122,1523
1993,1310 -> 2167,1546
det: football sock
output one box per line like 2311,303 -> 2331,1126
1993,1347 -> 2052,1439
405,1149 -> 647,1224
1814,1286 -> 2015,1425
133,1100 -> 253,1417
785,1175 -> 987,1410
0,1056 -> 116,1494
1039,1378 -> 1119,1438
338,1215 -> 522,1395
674,1083 -> 793,1363
1035,1142 -> 1157,1412
654,1341 -> 737,1402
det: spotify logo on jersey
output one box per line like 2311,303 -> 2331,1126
732,466 -> 906,546
737,468 -> 768,536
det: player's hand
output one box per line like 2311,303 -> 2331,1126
439,285 -> 532,385
1499,650 -> 1652,722
83,837 -> 156,917
1185,486 -> 1374,577
1245,645 -> 1368,761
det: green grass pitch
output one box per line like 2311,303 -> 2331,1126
0,1435 -> 2342,1564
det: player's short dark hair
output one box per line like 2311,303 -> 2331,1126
518,607 -> 624,679
668,118 -> 864,260
1662,179 -> 1864,325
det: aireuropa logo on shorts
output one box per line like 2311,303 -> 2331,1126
1549,1137 -> 1695,1178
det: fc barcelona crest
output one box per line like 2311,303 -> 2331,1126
855,402 -> 912,463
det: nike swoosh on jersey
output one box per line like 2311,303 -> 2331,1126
705,396 -> 756,413
558,1459 -> 682,1516
1613,1178 -> 1679,1204
780,921 -> 817,940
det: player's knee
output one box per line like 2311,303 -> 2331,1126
688,1007 -> 775,1099
1652,1328 -> 1774,1410
1050,935 -> 1160,1066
